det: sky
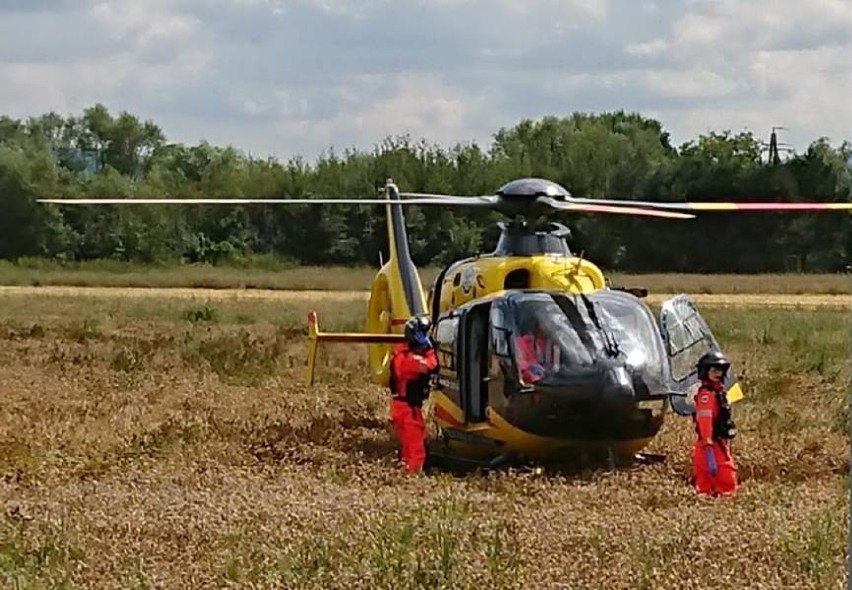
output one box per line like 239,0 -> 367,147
1,0 -> 851,163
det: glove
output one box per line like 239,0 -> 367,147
521,367 -> 544,383
528,365 -> 546,379
704,446 -> 718,477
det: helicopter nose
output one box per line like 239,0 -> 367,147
601,366 -> 635,411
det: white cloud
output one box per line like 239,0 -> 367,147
645,47 -> 852,150
411,0 -> 608,18
625,0 -> 852,149
667,0 -> 852,58
1,0 -> 851,161
642,69 -> 740,99
89,1 -> 200,45
0,49 -> 212,115
0,0 -> 213,126
269,74 -> 493,156
625,39 -> 668,56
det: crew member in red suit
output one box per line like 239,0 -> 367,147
515,331 -> 547,383
515,314 -> 556,384
388,315 -> 439,473
692,351 -> 738,496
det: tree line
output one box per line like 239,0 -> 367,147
1,104 -> 851,273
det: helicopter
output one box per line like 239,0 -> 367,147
39,177 -> 852,469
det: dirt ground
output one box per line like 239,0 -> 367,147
0,288 -> 847,589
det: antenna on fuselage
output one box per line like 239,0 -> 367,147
574,250 -> 585,273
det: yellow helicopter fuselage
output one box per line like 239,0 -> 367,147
304,180 -> 743,468
430,253 -> 607,316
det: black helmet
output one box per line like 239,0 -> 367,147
404,315 -> 431,349
697,351 -> 730,379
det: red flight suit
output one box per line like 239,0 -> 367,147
515,331 -> 555,383
692,379 -> 738,496
388,342 -> 438,473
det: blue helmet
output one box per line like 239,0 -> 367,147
404,315 -> 432,349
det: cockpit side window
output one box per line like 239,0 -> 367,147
490,300 -> 526,388
490,302 -> 511,358
583,291 -> 667,381
515,298 -> 596,366
496,291 -> 668,385
434,314 -> 459,370
502,294 -> 603,385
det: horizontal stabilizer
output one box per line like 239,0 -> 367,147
306,311 -> 404,386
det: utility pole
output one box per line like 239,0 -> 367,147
764,126 -> 794,165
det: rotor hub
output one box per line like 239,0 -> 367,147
496,178 -> 571,200
492,178 -> 572,217
492,219 -> 573,257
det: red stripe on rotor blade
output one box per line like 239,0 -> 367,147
690,202 -> 852,211
732,202 -> 849,210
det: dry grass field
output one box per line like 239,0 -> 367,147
0,285 -> 848,589
1,259 -> 851,295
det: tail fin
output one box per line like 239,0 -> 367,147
305,179 -> 428,387
365,180 -> 428,385
382,179 -> 428,318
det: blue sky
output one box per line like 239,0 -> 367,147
2,0 -> 850,162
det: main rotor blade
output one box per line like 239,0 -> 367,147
36,196 -> 496,206
685,201 -> 852,211
400,191 -> 497,202
402,192 -> 693,218
545,199 -> 695,219
568,197 -> 852,213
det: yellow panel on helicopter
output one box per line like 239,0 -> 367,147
438,255 -> 608,316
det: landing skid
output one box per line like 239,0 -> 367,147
425,450 -> 517,474
425,449 -> 667,475
633,452 -> 667,465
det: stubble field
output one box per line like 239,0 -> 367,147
0,282 -> 849,589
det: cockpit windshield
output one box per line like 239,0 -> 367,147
499,291 -> 666,385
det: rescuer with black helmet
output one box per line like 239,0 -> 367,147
697,351 -> 730,380
692,350 -> 738,496
387,314 -> 438,473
